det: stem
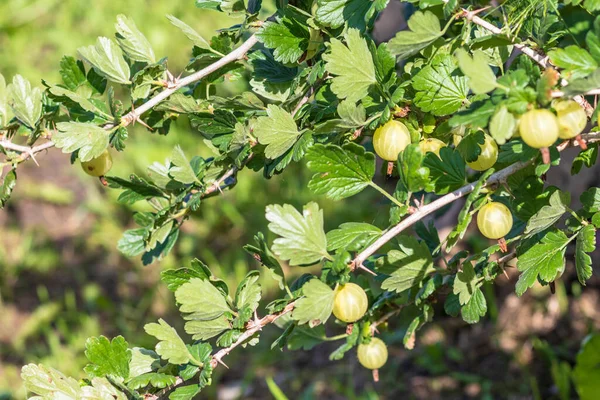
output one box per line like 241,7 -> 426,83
367,181 -> 405,208
122,35 -> 259,126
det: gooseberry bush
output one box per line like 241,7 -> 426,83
2,0 -> 600,398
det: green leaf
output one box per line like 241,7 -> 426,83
326,222 -> 382,252
0,169 -> 17,209
244,233 -> 286,290
461,287 -> 487,324
266,202 -> 329,266
292,278 -> 335,326
128,348 -> 160,378
453,263 -> 479,305
254,105 -> 300,159
323,28 -> 377,103
21,364 -> 81,398
235,271 -> 261,312
59,56 -> 87,91
562,68 -> 600,96
53,122 -> 109,162
423,147 -> 466,194
128,373 -> 177,390
581,187 -> 600,213
455,49 -> 497,94
0,73 -> 10,127
256,18 -> 309,64
84,336 -> 130,379
573,334 -> 600,400
169,384 -> 201,400
195,0 -> 245,14
388,11 -> 443,59
48,85 -> 111,119
8,75 -> 43,129
184,315 -> 231,341
575,225 -> 595,286
489,105 -> 517,145
412,55 -> 469,116
397,144 -> 432,193
376,235 -> 435,293
115,15 -> 155,64
78,37 -> 131,84
315,0 -> 379,30
175,278 -> 233,320
448,100 -> 495,129
516,231 -> 570,296
166,15 -> 211,51
524,190 -> 568,236
446,169 -> 493,250
169,145 -> 199,184
105,175 -> 165,205
572,144 -> 599,175
548,46 -> 598,80
144,319 -> 198,365
305,143 -> 375,200
584,0 -> 600,12
117,228 -> 147,257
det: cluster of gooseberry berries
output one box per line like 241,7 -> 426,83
370,100 -> 588,248
332,283 -> 388,377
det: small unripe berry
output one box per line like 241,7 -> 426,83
467,134 -> 498,171
372,120 -> 411,161
332,283 -> 368,323
419,138 -> 446,156
554,100 -> 587,140
357,337 -> 388,370
477,202 -> 513,240
519,109 -> 560,148
81,149 -> 113,177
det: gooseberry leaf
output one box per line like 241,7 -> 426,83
388,11 -> 444,59
115,14 -> 156,64
323,28 -> 377,103
8,75 -> 43,129
266,202 -> 329,266
376,235 -> 435,293
315,0 -> 383,30
455,49 -> 497,94
53,122 -> 109,162
235,271 -> 261,312
257,18 -> 309,64
548,46 -> 598,80
305,143 -> 375,200
397,144 -> 432,193
175,278 -> 233,321
326,222 -> 382,252
515,231 -> 570,296
254,105 -> 301,159
524,190 -> 569,237
244,233 -> 286,290
572,144 -> 599,175
581,187 -> 600,213
0,169 -> 17,209
575,225 -> 595,286
144,319 -> 201,365
489,105 -> 516,145
292,278 -> 335,326
448,100 -> 495,129
21,364 -> 82,398
127,373 -> 177,390
83,336 -> 130,379
128,348 -> 160,378
461,287 -> 487,324
166,15 -> 211,51
184,315 -> 231,341
423,147 -> 466,194
453,263 -> 479,305
412,55 -> 469,116
78,37 -> 131,84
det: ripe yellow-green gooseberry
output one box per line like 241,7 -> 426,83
80,149 -> 113,177
332,283 -> 368,323
419,138 -> 446,156
554,100 -> 587,140
477,202 -> 513,240
357,337 -> 388,370
466,134 -> 498,171
372,120 -> 411,162
518,109 -> 560,149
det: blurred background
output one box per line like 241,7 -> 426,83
1,1 -> 599,399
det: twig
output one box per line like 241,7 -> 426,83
552,88 -> 600,98
0,140 -> 55,164
352,132 -> 600,270
460,9 -> 594,116
370,307 -> 402,334
121,35 -> 259,126
210,301 -> 296,368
